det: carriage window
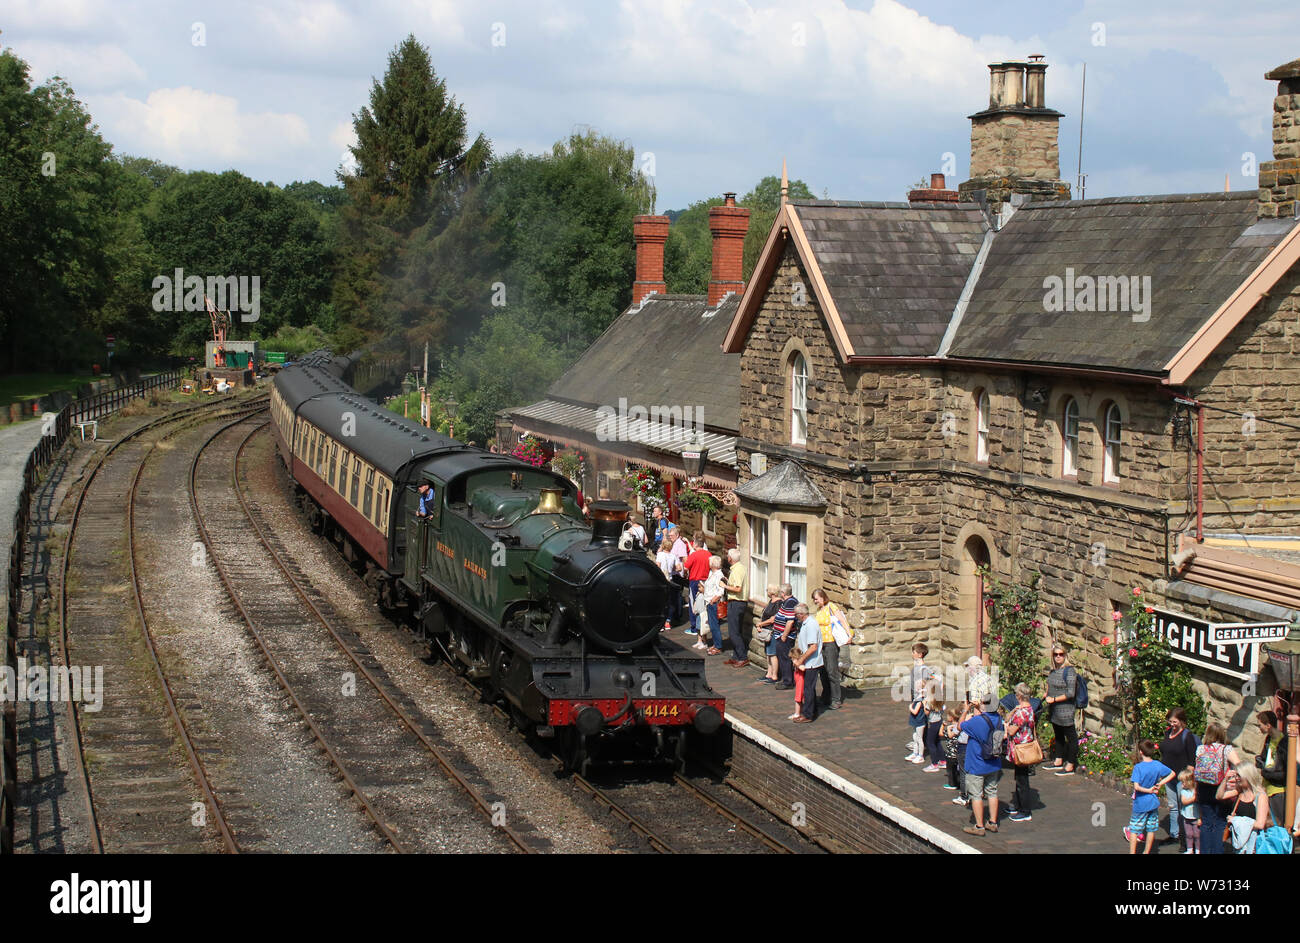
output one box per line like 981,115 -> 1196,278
363,468 -> 375,517
350,457 -> 361,506
309,429 -> 318,468
328,444 -> 339,487
374,480 -> 386,529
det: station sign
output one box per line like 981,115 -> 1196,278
1152,608 -> 1260,680
1206,622 -> 1290,645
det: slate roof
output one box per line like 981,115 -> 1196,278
949,192 -> 1300,372
546,293 -> 741,432
790,200 -> 989,358
733,460 -> 827,508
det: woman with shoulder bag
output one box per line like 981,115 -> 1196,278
1005,683 -> 1042,822
1216,760 -> 1270,854
1043,645 -> 1078,774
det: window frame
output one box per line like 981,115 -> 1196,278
1061,397 -> 1080,478
975,389 -> 990,464
1103,402 -> 1122,484
349,456 -> 362,506
782,521 -> 807,602
790,352 -> 808,446
748,513 -> 768,602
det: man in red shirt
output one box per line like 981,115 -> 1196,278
684,532 -> 712,636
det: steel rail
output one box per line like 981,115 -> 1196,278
59,396 -> 268,853
567,771 -> 680,854
188,416 -> 410,854
229,422 -> 542,854
670,771 -> 800,854
127,430 -> 240,852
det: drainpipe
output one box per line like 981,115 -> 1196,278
1174,396 -> 1205,542
1196,400 -> 1205,542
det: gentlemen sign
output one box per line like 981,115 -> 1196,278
1152,609 -> 1260,680
1206,621 -> 1289,645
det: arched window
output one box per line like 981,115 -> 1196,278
1103,402 -> 1122,483
790,352 -> 808,446
1062,398 -> 1080,477
975,389 -> 990,463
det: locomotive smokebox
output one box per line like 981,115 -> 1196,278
588,500 -> 630,544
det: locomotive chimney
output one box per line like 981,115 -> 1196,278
588,500 -> 630,544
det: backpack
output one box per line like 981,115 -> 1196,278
1194,743 -> 1227,785
1070,668 -> 1089,710
978,714 -> 1005,763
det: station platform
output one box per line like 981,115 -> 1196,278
699,641 -> 1149,854
0,420 -> 50,603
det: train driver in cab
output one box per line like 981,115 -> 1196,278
417,482 -> 436,518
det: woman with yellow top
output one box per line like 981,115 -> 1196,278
811,588 -> 848,710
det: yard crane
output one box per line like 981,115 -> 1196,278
206,295 -> 230,368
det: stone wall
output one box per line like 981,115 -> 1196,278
968,113 -> 1062,182
1187,264 -> 1300,534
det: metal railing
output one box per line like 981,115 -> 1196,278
2,368 -> 184,853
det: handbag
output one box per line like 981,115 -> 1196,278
1013,738 -> 1044,766
1256,806 -> 1293,855
1222,797 -> 1239,847
829,606 -> 851,646
755,626 -> 772,644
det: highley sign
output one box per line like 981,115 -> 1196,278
1152,609 -> 1288,681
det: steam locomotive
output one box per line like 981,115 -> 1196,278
269,352 -> 724,771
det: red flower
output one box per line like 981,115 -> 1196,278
1129,648 -> 1139,657
994,635 -> 1003,643
1101,636 -> 1111,645
1141,642 -> 1148,648
1030,619 -> 1041,628
1144,607 -> 1154,614
1132,587 -> 1142,596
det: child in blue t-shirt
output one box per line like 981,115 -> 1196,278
1127,740 -> 1176,854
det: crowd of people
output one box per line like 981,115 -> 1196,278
901,640 -> 1298,852
641,509 -> 849,724
632,506 -> 1297,852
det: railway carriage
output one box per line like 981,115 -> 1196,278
270,352 -> 724,771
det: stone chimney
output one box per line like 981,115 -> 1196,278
909,172 -> 959,204
707,193 -> 750,306
632,214 -> 669,304
1259,57 -> 1300,219
959,57 -> 1070,212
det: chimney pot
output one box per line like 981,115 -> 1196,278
930,173 -> 945,190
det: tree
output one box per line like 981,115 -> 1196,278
333,35 -> 492,348
662,174 -> 814,294
484,129 -> 652,350
142,170 -> 335,354
0,51 -> 119,371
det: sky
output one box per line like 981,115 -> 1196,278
2,0 -> 1296,211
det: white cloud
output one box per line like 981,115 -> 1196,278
1,0 -> 107,31
92,87 -> 311,165
14,40 -> 146,89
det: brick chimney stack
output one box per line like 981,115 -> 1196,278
959,57 -> 1070,212
909,172 -> 959,203
708,193 -> 750,306
632,214 -> 669,305
1259,57 -> 1300,220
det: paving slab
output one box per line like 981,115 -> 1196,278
0,420 -> 53,603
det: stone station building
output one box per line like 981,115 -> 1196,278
719,57 -> 1300,750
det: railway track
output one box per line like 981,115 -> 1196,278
437,654 -> 809,853
189,418 -> 547,853
60,395 -> 267,854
